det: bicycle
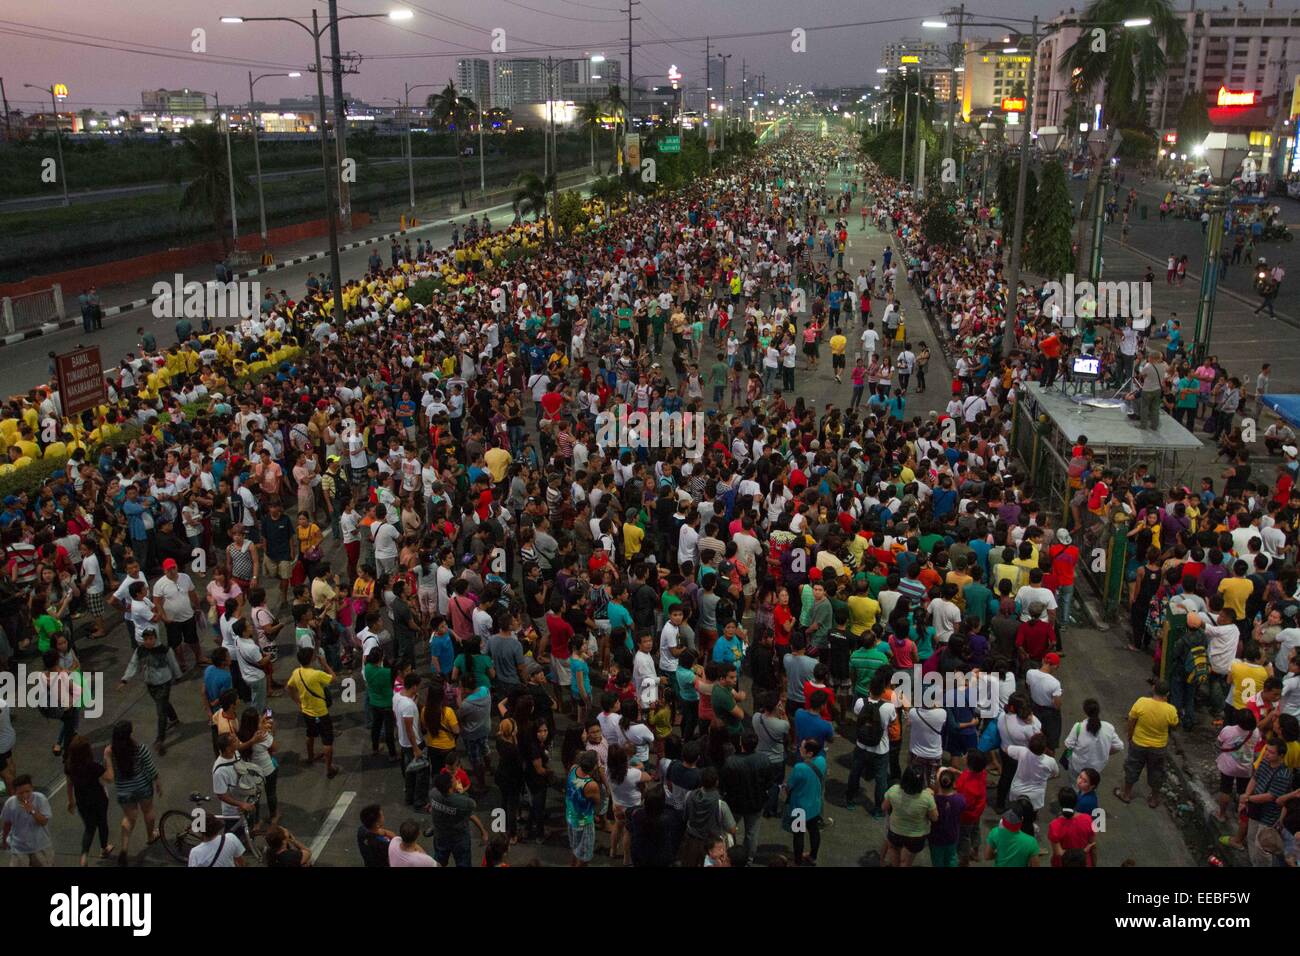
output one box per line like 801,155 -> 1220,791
158,766 -> 266,864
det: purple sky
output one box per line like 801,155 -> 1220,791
3,0 -> 1072,113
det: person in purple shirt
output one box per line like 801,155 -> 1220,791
1199,549 -> 1230,595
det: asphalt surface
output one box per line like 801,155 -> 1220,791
3,161 -> 1192,867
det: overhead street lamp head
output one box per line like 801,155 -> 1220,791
387,9 -> 414,20
1123,17 -> 1152,27
1086,127 -> 1109,160
922,19 -> 949,28
1200,132 -> 1251,181
288,72 -> 302,78
220,16 -> 244,23
1036,125 -> 1063,154
876,68 -> 888,74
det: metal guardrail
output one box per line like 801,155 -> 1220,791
1,284 -> 64,333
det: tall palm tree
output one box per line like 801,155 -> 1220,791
604,84 -> 627,173
1059,0 -> 1186,130
579,99 -> 605,172
178,124 -> 247,251
428,81 -> 478,209
513,171 -> 556,241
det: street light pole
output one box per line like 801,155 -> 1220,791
25,84 -> 70,206
1000,14 -> 1037,358
214,93 -> 240,246
401,82 -> 438,211
942,3 -> 965,193
1192,133 -> 1251,361
899,69 -> 910,184
249,71 -> 300,243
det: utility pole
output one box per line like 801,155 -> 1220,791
741,59 -> 746,131
704,35 -> 710,144
0,78 -> 10,143
717,53 -> 731,151
326,0 -> 352,231
942,2 -> 965,194
625,0 -> 639,168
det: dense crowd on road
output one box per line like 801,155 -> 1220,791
0,127 -> 1297,870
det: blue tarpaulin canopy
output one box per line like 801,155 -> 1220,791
1261,394 -> 1300,429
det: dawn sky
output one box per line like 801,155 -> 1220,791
2,0 -> 1079,113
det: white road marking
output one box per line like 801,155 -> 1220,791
310,790 -> 356,859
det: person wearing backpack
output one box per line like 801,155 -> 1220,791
1166,622 -> 1209,728
844,668 -> 901,817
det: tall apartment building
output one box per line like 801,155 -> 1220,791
560,58 -> 620,103
958,40 -> 1032,121
492,58 -> 548,110
455,58 -> 491,107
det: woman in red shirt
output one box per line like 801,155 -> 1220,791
772,586 -> 795,655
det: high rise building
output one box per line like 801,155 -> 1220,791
958,39 -> 1032,121
455,58 -> 491,107
560,58 -> 621,103
493,58 -> 548,109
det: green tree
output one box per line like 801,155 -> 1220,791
604,84 -> 627,172
512,171 -> 555,241
178,124 -> 248,251
1027,160 -> 1075,278
920,196 -> 962,247
1173,91 -> 1211,150
552,189 -> 590,236
579,99 -> 605,172
1058,0 -> 1186,130
428,81 -> 477,209
997,160 -> 1038,243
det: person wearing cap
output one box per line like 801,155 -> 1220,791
1046,530 -> 1079,629
152,557 -> 203,672
1026,654 -> 1065,751
984,807 -> 1040,867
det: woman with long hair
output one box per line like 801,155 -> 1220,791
882,765 -> 938,867
522,720 -> 553,843
421,676 -> 460,777
1061,697 -> 1125,782
236,706 -> 279,824
628,782 -> 682,866
495,717 -> 525,844
64,735 -> 113,866
103,720 -> 161,866
994,693 -> 1042,813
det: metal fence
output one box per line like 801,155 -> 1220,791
1,284 -> 64,333
1010,396 -> 1133,620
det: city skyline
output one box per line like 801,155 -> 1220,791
2,0 -> 1078,113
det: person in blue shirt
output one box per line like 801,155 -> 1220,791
428,616 -> 455,677
783,737 -> 827,866
203,649 -> 235,720
710,620 -> 746,671
606,589 -> 634,638
570,643 -> 593,721
793,689 -> 835,754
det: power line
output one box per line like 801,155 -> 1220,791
495,0 -> 622,23
0,25 -> 301,72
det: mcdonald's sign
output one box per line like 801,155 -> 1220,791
1000,97 -> 1026,112
52,83 -> 69,99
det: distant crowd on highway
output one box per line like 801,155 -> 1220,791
0,127 -> 1297,872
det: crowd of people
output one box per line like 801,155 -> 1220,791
1,124 -> 1298,872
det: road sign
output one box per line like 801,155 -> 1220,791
659,135 -> 680,153
54,346 -> 107,417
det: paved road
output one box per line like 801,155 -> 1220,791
4,161 -> 1194,868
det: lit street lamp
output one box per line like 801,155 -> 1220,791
248,71 -> 301,243
1085,127 -> 1111,282
1192,132 -> 1251,361
23,82 -> 70,207
222,9 -> 413,322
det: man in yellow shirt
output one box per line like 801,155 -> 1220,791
829,331 -> 848,383
1120,681 -> 1179,807
286,647 -> 339,779
622,518 -> 645,561
1218,560 -> 1254,622
1228,642 -> 1272,712
845,579 -> 880,637
484,445 -> 512,485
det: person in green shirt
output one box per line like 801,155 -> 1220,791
849,632 -> 893,697
451,636 -> 495,689
709,355 -> 729,405
882,766 -> 939,866
363,647 -> 396,758
1173,370 -> 1200,430
962,568 -> 995,628
985,809 -> 1040,866
650,309 -> 667,353
34,612 -> 64,654
711,663 -> 746,739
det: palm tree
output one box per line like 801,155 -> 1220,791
579,99 -> 605,172
1059,0 -> 1186,130
428,81 -> 478,209
178,124 -> 247,251
513,171 -> 556,241
604,84 -> 627,173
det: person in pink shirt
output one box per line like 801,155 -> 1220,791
387,820 -> 438,866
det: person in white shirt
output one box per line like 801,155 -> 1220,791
1026,654 -> 1064,749
1006,735 -> 1059,810
907,705 -> 947,783
187,819 -> 247,868
632,632 -> 660,709
928,585 -> 963,645
659,607 -> 685,674
371,504 -> 402,576
677,513 -> 700,569
1060,700 -> 1125,775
